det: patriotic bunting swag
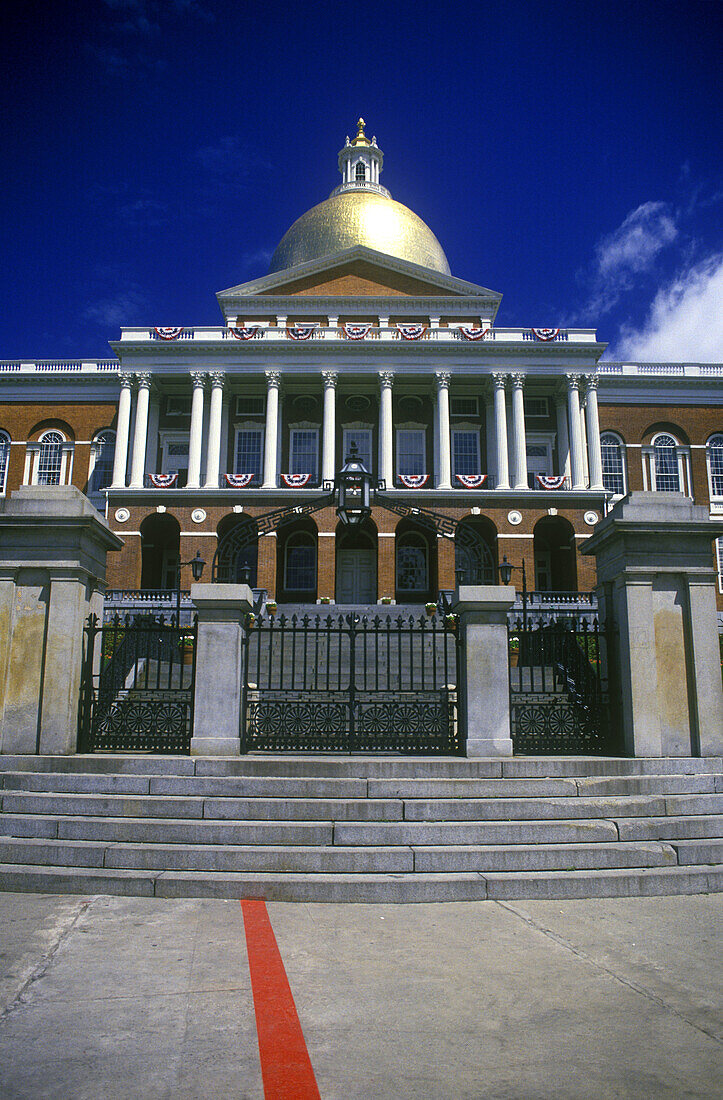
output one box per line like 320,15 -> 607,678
287,325 -> 317,341
228,326 -> 262,340
531,328 -> 560,341
149,473 -> 178,488
398,473 -> 429,488
455,473 -> 488,488
459,326 -> 491,341
395,324 -> 428,341
341,323 -> 372,340
154,327 -> 183,340
282,473 -> 312,487
224,473 -> 254,487
536,474 -> 566,489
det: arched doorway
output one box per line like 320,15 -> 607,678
335,521 -> 377,604
455,518 -> 497,585
213,515 -> 259,584
395,520 -> 436,604
533,516 -> 578,591
277,518 -> 318,603
140,514 -> 181,590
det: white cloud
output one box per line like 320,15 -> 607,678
83,289 -> 148,328
610,252 -> 723,361
584,201 -> 678,316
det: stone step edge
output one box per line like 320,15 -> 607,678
0,863 -> 719,902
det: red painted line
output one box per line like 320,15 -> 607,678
241,899 -> 321,1100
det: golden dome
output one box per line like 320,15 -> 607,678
269,189 -> 451,275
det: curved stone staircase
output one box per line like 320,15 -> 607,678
0,754 -> 721,901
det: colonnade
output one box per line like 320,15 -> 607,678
111,369 -> 604,491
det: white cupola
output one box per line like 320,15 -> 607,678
332,118 -> 389,198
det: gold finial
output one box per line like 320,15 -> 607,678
357,117 -> 365,134
350,117 -> 371,146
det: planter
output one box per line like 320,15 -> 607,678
425,602 -> 437,615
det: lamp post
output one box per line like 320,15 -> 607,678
336,443 -> 372,528
498,554 -> 528,630
176,550 -> 206,622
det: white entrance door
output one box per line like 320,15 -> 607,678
336,549 -> 376,604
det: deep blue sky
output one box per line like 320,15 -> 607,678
2,0 -> 721,361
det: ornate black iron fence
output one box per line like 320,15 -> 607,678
78,614 -> 197,753
242,611 -> 460,753
508,617 -> 618,754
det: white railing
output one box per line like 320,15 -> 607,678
0,360 -> 120,374
599,363 -> 723,377
117,325 -> 601,345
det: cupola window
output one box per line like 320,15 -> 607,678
355,162 -> 366,180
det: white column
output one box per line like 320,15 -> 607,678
204,372 -> 225,488
492,373 -> 509,490
555,394 -> 571,483
321,371 -> 338,484
129,373 -> 152,488
585,376 -> 604,490
112,374 -> 133,488
579,397 -> 590,487
510,373 -> 528,490
378,371 -> 394,487
185,373 -> 206,489
435,372 -> 452,489
485,397 -> 497,484
262,371 -> 281,488
566,374 -> 586,489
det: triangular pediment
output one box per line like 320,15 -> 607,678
217,247 -> 502,308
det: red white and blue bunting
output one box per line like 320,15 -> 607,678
455,473 -> 488,488
536,474 -> 566,490
395,324 -> 428,341
229,326 -> 262,340
531,328 -> 560,342
149,473 -> 178,488
341,323 -> 372,340
154,327 -> 183,340
281,472 -> 312,487
458,326 -> 491,341
224,473 -> 255,488
287,324 -> 317,341
398,473 -> 429,488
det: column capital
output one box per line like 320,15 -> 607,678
209,371 -> 226,388
265,370 -> 282,389
190,371 -> 207,389
322,370 -> 338,388
435,371 -> 451,389
584,373 -> 599,392
491,372 -> 508,389
378,370 -> 395,388
510,372 -> 526,389
565,372 -> 581,390
118,372 -> 134,390
135,372 -> 153,389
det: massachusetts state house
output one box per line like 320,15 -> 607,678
1,121 -> 721,617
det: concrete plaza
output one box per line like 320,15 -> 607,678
0,892 -> 720,1099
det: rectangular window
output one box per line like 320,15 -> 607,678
235,428 -> 263,480
452,429 -> 480,476
709,443 -> 723,498
601,437 -> 626,495
289,429 -> 318,482
525,397 -> 550,418
343,428 -> 372,473
0,437 -> 9,494
236,396 -> 265,417
451,397 -> 478,417
396,429 -> 426,477
162,439 -> 189,487
165,396 -> 191,417
526,441 -> 552,486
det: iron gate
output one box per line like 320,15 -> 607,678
78,614 -> 196,753
508,617 -> 618,754
242,610 -> 460,753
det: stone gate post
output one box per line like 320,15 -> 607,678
453,585 -> 516,757
0,487 -> 123,755
189,583 -> 253,756
582,492 -> 723,757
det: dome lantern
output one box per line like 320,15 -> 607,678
334,117 -> 388,198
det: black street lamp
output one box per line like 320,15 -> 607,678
498,555 -> 528,630
176,550 -> 206,621
336,443 -> 372,528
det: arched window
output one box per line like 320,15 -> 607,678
37,431 -> 66,486
88,430 -> 116,500
396,531 -> 428,593
0,431 -> 9,494
653,433 -> 680,492
600,432 -> 626,496
355,161 -> 366,180
455,523 -> 495,584
284,532 -> 316,592
707,434 -> 723,500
